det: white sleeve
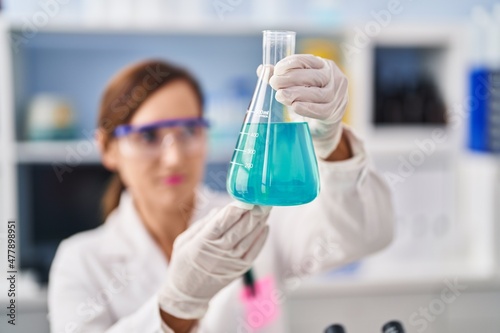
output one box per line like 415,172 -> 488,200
269,124 -> 395,281
48,241 -> 193,333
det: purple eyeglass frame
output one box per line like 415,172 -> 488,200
114,117 -> 210,138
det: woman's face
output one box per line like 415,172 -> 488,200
105,80 -> 207,211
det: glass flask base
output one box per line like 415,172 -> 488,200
227,122 -> 320,206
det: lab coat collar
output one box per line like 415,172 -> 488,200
99,190 -> 164,261
99,186 -> 229,260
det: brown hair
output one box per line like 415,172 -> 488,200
97,59 -> 204,220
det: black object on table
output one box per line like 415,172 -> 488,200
324,324 -> 346,333
382,320 -> 405,333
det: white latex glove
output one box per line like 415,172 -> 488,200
158,202 -> 271,320
267,54 -> 349,159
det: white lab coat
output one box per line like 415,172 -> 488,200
48,125 -> 394,333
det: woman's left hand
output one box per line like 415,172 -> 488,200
268,54 -> 349,159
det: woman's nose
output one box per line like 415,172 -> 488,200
160,135 -> 185,166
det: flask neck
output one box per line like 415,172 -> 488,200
262,31 -> 296,65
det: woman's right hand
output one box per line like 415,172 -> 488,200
158,202 -> 271,320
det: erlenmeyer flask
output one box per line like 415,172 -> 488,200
226,30 -> 320,206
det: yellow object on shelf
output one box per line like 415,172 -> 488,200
299,38 -> 351,125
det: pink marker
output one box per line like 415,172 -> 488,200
240,275 -> 280,330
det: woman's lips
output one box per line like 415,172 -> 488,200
163,175 -> 185,185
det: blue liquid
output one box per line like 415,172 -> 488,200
227,122 -> 320,206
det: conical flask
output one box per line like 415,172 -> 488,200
226,30 -> 320,206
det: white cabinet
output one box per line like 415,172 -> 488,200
288,282 -> 500,333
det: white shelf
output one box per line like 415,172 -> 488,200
6,19 -> 346,37
16,140 -> 101,164
359,23 -> 466,47
15,140 -> 233,164
364,126 -> 454,155
291,274 -> 500,298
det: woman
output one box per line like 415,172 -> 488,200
48,56 -> 394,333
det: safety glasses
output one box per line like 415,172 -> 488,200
114,117 -> 209,158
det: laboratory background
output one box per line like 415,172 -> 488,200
0,0 -> 500,332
